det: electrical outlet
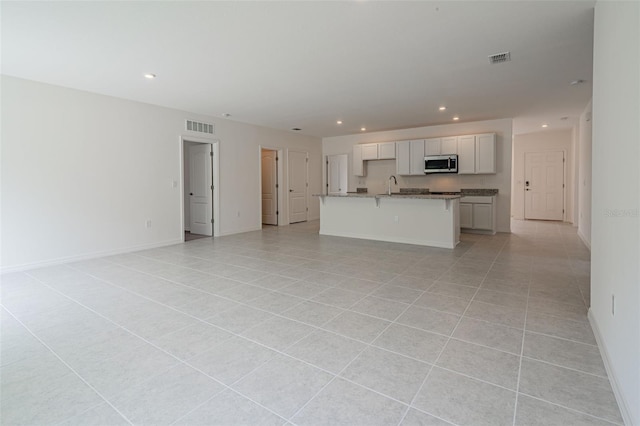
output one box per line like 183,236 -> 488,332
145,219 -> 152,228
237,211 -> 240,217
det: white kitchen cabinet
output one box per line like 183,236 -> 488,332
425,138 -> 442,156
460,195 -> 496,234
459,203 -> 473,228
441,137 -> 458,154
425,137 -> 457,155
457,133 -> 496,174
396,141 -> 411,175
476,133 -> 496,173
457,135 -> 476,174
378,142 -> 396,159
396,140 -> 425,176
410,139 -> 425,175
352,145 -> 366,176
361,143 -> 378,160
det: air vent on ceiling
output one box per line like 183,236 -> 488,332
186,120 -> 214,134
488,51 -> 511,64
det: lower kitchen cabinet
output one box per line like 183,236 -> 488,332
460,196 -> 496,234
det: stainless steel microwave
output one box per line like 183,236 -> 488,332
424,154 -> 458,174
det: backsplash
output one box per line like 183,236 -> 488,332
354,159 -> 502,194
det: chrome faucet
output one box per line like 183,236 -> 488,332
388,175 -> 397,195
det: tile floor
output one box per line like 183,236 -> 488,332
1,220 -> 623,425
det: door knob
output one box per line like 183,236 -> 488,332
289,189 -> 293,192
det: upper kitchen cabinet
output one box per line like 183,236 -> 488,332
378,142 -> 396,159
352,145 -> 366,176
361,143 -> 378,160
396,140 -> 425,175
457,133 -> 496,174
425,137 -> 458,155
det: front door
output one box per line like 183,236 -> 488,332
524,151 -> 564,220
261,149 -> 278,225
189,144 -> 213,235
288,151 -> 308,224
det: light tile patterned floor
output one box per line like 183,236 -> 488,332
1,220 -> 623,425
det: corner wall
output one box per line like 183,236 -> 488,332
590,2 -> 639,425
0,76 -> 322,271
577,101 -> 593,247
322,118 -> 513,233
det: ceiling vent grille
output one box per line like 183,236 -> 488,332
186,120 -> 214,134
488,51 -> 511,64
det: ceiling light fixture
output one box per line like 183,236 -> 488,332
337,120 -> 343,125
144,73 -> 156,79
360,127 -> 366,131
542,124 -> 548,128
439,106 -> 447,111
452,116 -> 460,121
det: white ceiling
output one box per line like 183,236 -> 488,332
1,1 -> 594,138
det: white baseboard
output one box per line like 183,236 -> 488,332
578,229 -> 591,250
588,309 -> 634,426
1,238 -> 183,274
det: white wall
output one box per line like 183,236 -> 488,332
577,100 -> 593,247
322,118 -> 513,233
0,76 -> 322,271
590,2 -> 639,425
511,129 -> 574,221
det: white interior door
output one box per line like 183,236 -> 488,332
189,144 -> 213,235
288,151 -> 308,224
328,154 -> 348,195
261,149 -> 278,225
524,151 -> 564,220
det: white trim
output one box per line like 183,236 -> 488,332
180,135 -> 220,239
578,229 -> 591,250
0,238 -> 183,274
588,309 -> 633,426
287,149 -> 309,224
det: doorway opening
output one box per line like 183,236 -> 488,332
181,137 -> 219,241
259,147 -> 285,228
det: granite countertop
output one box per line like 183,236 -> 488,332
460,189 -> 499,196
316,193 -> 461,200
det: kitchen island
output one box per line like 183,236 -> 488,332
316,193 -> 460,249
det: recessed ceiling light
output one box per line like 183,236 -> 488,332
144,73 -> 156,79
439,106 -> 447,111
222,113 -> 231,117
337,120 -> 343,125
452,116 -> 460,121
542,124 -> 548,128
360,127 -> 366,131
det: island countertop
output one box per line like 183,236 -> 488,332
314,193 -> 461,200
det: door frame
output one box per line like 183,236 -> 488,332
258,145 -> 285,228
523,149 -> 567,222
180,135 -> 220,240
